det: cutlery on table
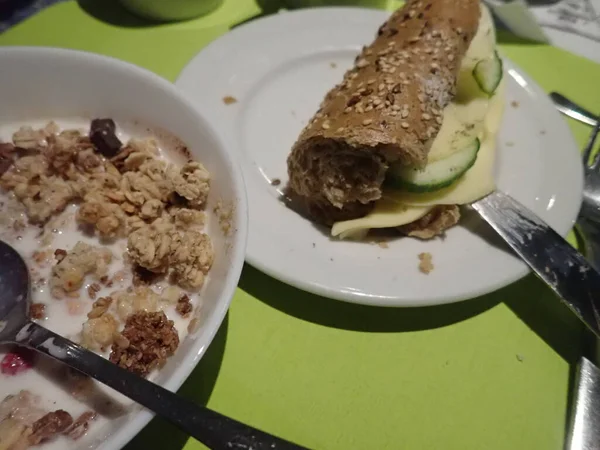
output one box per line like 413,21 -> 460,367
0,241 -> 306,450
550,92 -> 598,127
472,191 -> 600,338
561,102 -> 600,450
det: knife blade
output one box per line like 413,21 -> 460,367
472,191 -> 600,338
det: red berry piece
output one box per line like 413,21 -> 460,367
1,348 -> 34,375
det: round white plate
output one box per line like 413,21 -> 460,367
176,8 -> 583,307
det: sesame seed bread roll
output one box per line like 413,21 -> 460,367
287,0 -> 481,225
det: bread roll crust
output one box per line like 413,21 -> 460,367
287,0 -> 481,226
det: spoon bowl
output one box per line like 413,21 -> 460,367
0,241 -> 30,341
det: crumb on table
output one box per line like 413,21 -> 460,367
511,101 -> 519,108
418,252 -> 433,274
271,178 -> 281,186
222,96 -> 237,105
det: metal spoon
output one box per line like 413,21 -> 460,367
0,241 -> 305,450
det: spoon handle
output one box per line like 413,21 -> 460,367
14,321 -> 306,450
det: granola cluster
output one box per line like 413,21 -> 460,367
0,121 -> 214,290
128,218 -> 213,289
50,241 -> 112,298
0,120 -> 214,435
0,390 -> 95,449
109,311 -> 179,377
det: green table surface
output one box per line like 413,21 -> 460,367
2,1 -> 600,449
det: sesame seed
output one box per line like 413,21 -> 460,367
376,104 -> 384,110
378,83 -> 386,91
389,67 -> 396,73
357,88 -> 366,94
387,41 -> 395,47
390,111 -> 398,116
457,27 -> 463,34
409,10 -> 415,17
356,59 -> 369,68
344,107 -> 352,113
365,105 -> 373,112
336,127 -> 345,132
436,117 -> 443,124
418,94 -> 426,102
448,54 -> 454,61
367,79 -> 376,84
431,62 -> 439,70
362,119 -> 373,126
392,104 -> 401,111
401,122 -> 409,128
373,98 -> 382,106
422,113 -> 431,120
402,80 -> 410,85
356,105 -> 365,113
322,121 -> 330,130
401,110 -> 409,119
365,49 -> 373,55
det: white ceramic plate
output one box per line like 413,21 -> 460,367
176,8 -> 583,307
0,47 -> 248,449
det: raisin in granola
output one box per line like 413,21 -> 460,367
29,303 -> 46,320
175,294 -> 192,318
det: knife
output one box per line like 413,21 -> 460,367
550,92 -> 598,128
472,191 -> 600,337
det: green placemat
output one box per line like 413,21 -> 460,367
1,1 -> 600,449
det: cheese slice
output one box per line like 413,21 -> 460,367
386,81 -> 504,207
331,200 -> 433,239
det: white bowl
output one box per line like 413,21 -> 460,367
0,47 -> 248,449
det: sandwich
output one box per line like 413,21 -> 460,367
286,0 -> 504,240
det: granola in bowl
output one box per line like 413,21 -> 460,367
0,119 -> 221,449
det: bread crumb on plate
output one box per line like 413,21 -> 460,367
418,252 -> 433,274
222,96 -> 237,105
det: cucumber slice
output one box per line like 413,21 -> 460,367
473,51 -> 503,96
386,139 -> 481,193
